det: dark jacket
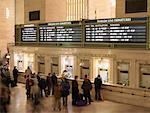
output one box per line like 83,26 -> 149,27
13,68 -> 18,78
40,78 -> 47,89
61,79 -> 70,97
94,77 -> 102,89
51,74 -> 57,86
72,80 -> 79,93
81,79 -> 92,92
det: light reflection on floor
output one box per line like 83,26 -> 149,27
7,84 -> 150,113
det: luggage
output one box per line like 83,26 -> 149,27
76,100 -> 86,106
76,93 -> 86,106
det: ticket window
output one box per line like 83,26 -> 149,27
51,57 -> 59,75
140,64 -> 150,89
38,56 -> 45,74
97,59 -> 109,83
38,63 -> 45,74
80,59 -> 90,79
65,65 -> 73,78
14,53 -> 34,72
17,60 -> 23,72
117,63 -> 129,86
61,56 -> 74,78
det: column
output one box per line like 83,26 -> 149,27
45,55 -> 50,75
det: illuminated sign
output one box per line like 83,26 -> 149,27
21,27 -> 37,42
85,17 -> 147,43
39,21 -> 82,42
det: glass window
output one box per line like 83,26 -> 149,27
29,10 -> 40,21
125,0 -> 147,13
97,59 -> 109,83
117,62 -> 129,86
38,56 -> 45,74
139,64 -> 150,89
51,57 -> 59,75
80,59 -> 90,79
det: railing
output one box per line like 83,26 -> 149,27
17,72 -> 150,98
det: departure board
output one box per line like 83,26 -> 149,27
21,27 -> 37,42
85,17 -> 147,43
39,21 -> 82,42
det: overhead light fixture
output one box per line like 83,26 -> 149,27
6,8 -> 10,19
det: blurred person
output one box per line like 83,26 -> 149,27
0,79 -> 10,113
53,83 -> 62,111
94,75 -> 102,101
39,75 -> 48,97
51,73 -> 57,95
81,74 -> 92,104
61,77 -> 70,106
46,73 -> 52,95
72,76 -> 79,105
13,66 -> 19,86
25,66 -> 32,78
30,74 -> 40,105
26,75 -> 31,99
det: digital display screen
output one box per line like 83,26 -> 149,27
85,17 -> 147,43
39,21 -> 82,42
21,27 -> 37,42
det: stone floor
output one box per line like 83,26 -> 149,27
7,84 -> 150,113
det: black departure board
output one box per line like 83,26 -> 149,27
21,27 -> 37,42
85,17 -> 147,43
39,21 -> 82,42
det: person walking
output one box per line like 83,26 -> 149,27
25,75 -> 31,99
13,66 -> 18,86
53,83 -> 62,111
81,75 -> 92,104
30,75 -> 40,105
72,76 -> 79,105
94,75 -> 102,101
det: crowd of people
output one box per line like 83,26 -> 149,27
0,65 -> 12,113
0,65 -> 103,112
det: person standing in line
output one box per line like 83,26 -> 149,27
72,76 -> 79,105
40,75 -> 48,97
46,73 -> 52,95
94,75 -> 102,101
81,74 -> 92,104
51,73 -> 57,95
13,66 -> 18,86
61,77 -> 70,106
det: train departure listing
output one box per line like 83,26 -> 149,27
21,27 -> 37,42
39,21 -> 82,42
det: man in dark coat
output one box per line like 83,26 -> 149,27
72,76 -> 79,105
13,66 -> 18,86
81,75 -> 92,104
39,75 -> 48,97
94,75 -> 102,100
51,73 -> 57,95
46,73 -> 52,95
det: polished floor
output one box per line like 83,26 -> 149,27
7,84 -> 150,113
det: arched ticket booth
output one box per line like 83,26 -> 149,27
94,58 -> 110,83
